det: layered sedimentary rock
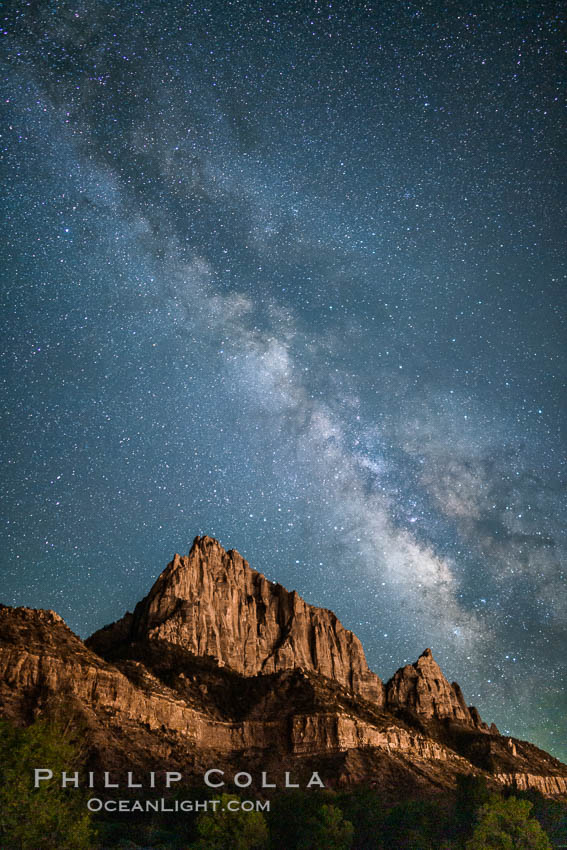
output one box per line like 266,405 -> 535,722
290,715 -> 450,760
87,535 -> 384,704
386,648 -> 488,729
494,774 -> 567,796
1,604 -> 453,782
1,536 -> 567,799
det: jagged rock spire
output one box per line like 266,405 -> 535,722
88,535 -> 385,704
386,647 -> 487,728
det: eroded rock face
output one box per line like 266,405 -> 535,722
87,536 -> 384,705
2,538 -> 567,798
386,648 -> 488,729
494,773 -> 567,796
0,605 -> 460,779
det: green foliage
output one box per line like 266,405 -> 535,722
334,785 -> 385,849
267,790 -> 354,850
267,788 -> 332,849
192,793 -> 268,849
299,803 -> 354,850
454,772 -> 492,842
382,798 -> 451,850
516,788 -> 567,847
465,796 -> 552,850
0,717 -> 94,850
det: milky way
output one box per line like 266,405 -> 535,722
2,0 -> 565,759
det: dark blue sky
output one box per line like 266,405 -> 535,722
2,0 -> 566,760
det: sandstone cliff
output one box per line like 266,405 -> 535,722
386,648 -> 489,730
87,535 -> 384,704
1,536 -> 567,800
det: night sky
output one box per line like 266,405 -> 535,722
2,1 -> 566,760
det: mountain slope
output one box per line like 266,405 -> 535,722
87,535 -> 383,703
1,535 -> 566,798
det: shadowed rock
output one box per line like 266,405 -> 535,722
1,536 -> 566,798
87,535 -> 385,705
386,648 -> 489,729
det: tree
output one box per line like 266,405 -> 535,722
299,804 -> 354,850
466,796 -> 552,850
382,798 -> 450,850
515,788 -> 567,848
267,789 -> 331,849
334,786 -> 385,849
453,773 -> 492,845
0,718 -> 94,850
192,793 -> 268,849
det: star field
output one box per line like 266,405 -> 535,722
1,0 -> 566,759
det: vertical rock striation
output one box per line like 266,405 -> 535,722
386,648 -> 488,729
87,536 -> 385,705
2,537 -> 567,798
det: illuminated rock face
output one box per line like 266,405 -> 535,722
385,648 -> 488,729
1,536 -> 567,798
87,535 -> 385,705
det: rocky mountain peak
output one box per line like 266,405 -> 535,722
3,537 -> 567,799
386,648 -> 488,729
414,648 -> 447,679
0,604 -> 65,626
87,536 -> 385,705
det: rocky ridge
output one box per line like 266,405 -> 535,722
385,648 -> 491,729
1,535 -> 566,799
87,536 -> 383,704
